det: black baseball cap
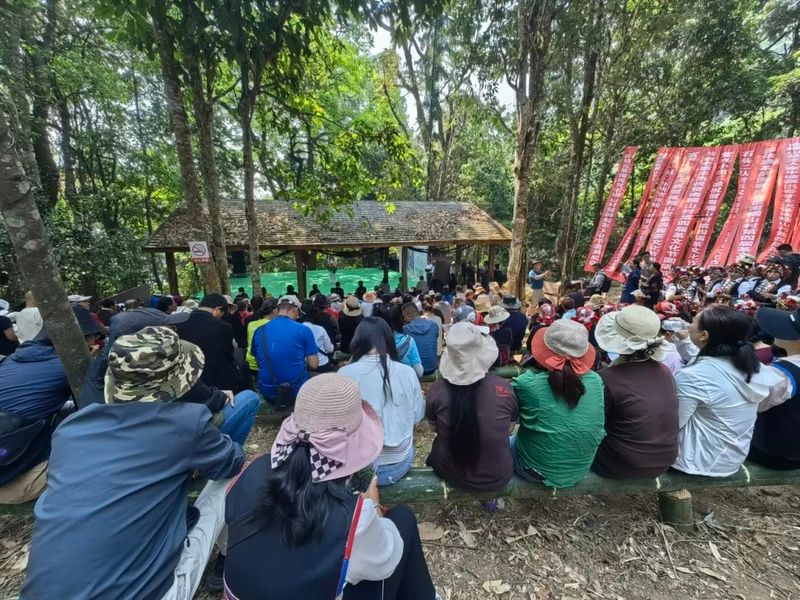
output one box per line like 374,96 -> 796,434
755,307 -> 800,341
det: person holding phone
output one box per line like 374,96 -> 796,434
218,374 -> 438,600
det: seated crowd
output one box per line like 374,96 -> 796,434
1,244 -> 800,598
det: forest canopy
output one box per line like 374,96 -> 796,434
1,0 -> 799,301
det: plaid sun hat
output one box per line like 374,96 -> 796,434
104,326 -> 204,403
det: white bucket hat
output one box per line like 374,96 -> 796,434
594,305 -> 666,360
438,322 -> 498,385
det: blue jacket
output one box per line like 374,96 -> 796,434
0,340 -> 70,421
621,268 -> 641,304
404,319 -> 439,374
23,402 -> 244,599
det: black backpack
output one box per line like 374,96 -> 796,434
599,272 -> 613,293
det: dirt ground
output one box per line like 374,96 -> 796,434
1,415 -> 799,600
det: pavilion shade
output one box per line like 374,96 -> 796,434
144,200 -> 511,251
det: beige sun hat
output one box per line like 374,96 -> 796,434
483,305 -> 510,325
438,322 -> 498,385
594,305 -> 665,360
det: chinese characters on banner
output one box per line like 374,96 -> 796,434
758,138 -> 800,262
648,148 -> 703,260
730,140 -> 779,261
583,146 -> 638,271
704,143 -> 758,266
603,148 -> 673,281
659,147 -> 721,273
587,137 -> 800,273
685,146 -> 738,265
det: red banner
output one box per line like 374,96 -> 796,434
685,146 -> 737,265
628,148 -> 685,260
705,143 -> 758,267
583,146 -> 638,271
649,148 -> 703,260
758,138 -> 800,262
660,147 -> 721,272
604,147 -> 673,281
731,140 -> 779,261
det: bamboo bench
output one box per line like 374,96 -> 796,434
3,464 -> 796,532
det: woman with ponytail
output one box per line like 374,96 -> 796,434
339,318 -> 424,486
591,305 -> 679,479
425,323 -> 518,495
222,374 -> 437,599
672,305 -> 788,476
512,319 -> 605,488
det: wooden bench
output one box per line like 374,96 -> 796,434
3,464 -> 797,532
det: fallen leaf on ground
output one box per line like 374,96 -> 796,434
708,541 -> 726,562
697,567 -> 727,582
417,522 -> 445,541
482,579 -> 512,595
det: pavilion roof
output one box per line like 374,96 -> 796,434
144,199 -> 512,251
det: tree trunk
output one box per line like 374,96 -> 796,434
240,63 -> 262,296
58,94 -> 77,206
131,60 -> 163,291
507,0 -> 555,298
0,107 -> 91,402
188,62 -> 230,294
555,12 -> 600,281
151,14 -> 220,293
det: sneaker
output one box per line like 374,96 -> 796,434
206,553 -> 225,593
480,498 -> 505,513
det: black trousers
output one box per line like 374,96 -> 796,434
344,505 -> 436,600
748,445 -> 800,470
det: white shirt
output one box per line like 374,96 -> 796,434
346,498 -> 403,586
302,322 -> 334,366
673,356 -> 789,476
339,355 -> 424,464
360,301 -> 374,317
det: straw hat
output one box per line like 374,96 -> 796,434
484,305 -> 510,325
270,373 -> 383,482
342,295 -> 362,317
474,294 -> 492,314
531,319 -> 596,374
105,326 -> 204,403
594,305 -> 665,360
438,322 -> 498,385
363,291 -> 377,302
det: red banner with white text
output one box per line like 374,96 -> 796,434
603,147 -> 673,281
659,147 -> 721,272
685,146 -> 738,265
583,146 -> 638,271
730,140 -> 779,261
704,143 -> 759,267
758,138 -> 800,262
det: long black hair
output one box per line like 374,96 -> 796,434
697,304 -> 760,382
350,317 -> 398,404
257,444 -> 350,546
524,357 -> 586,409
446,380 -> 482,468
255,297 -> 278,320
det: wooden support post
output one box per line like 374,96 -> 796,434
400,246 -> 409,293
165,251 -> 179,295
658,489 -> 694,533
454,245 -> 463,285
488,245 -> 497,280
294,250 -> 308,299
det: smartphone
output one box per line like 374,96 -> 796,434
349,465 -> 376,493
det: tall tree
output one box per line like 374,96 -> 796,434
506,0 -> 558,297
0,105 -> 91,401
150,6 -> 221,293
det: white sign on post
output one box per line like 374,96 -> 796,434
188,241 -> 211,264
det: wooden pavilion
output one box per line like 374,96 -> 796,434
144,199 -> 512,297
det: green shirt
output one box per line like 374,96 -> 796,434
512,369 -> 606,488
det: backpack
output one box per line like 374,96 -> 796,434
599,272 -> 612,294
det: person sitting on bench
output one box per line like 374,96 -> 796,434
512,319 -> 605,488
22,326 -> 244,600
672,305 -> 788,477
220,374 -> 438,600
0,305 -> 105,505
591,305 -> 679,479
426,323 -> 518,499
748,306 -> 800,469
339,318 -> 424,486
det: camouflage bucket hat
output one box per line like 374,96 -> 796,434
104,326 -> 205,403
